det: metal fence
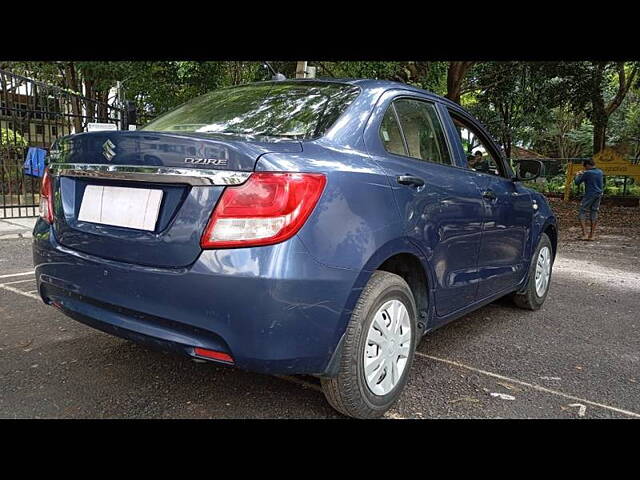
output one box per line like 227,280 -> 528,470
512,157 -> 577,178
512,157 -> 639,197
1,70 -> 636,221
0,69 -> 124,218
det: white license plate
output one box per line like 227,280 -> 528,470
78,185 -> 163,231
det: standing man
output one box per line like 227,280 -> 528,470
574,158 -> 604,241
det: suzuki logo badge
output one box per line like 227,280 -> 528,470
103,139 -> 116,161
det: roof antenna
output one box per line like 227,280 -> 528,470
263,62 -> 286,81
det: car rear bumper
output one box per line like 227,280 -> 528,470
33,219 -> 360,375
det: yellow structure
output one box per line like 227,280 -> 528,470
563,148 -> 640,200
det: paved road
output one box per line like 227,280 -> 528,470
1,233 -> 639,419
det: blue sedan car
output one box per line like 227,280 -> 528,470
33,79 -> 557,418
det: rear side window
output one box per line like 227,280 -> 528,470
391,99 -> 451,165
380,107 -> 406,156
142,82 -> 360,140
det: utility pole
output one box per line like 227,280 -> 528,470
116,80 -> 125,130
295,61 -> 316,79
296,61 -> 308,79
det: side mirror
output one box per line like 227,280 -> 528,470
512,159 -> 545,182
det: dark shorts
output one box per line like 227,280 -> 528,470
579,195 -> 602,221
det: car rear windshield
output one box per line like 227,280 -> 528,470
142,82 -> 361,140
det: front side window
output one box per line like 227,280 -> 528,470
391,99 -> 451,165
451,114 -> 505,177
142,82 -> 360,140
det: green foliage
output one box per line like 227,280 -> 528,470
528,108 -> 594,158
628,184 -> 640,196
523,175 -> 568,195
464,62 -> 559,158
0,127 -> 28,148
316,62 -> 447,94
608,86 -> 640,161
3,60 -> 639,167
119,61 -> 265,123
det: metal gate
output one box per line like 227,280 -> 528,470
0,69 -> 124,218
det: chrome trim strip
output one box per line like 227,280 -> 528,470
48,163 -> 251,186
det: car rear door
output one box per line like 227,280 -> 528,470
364,92 -> 485,318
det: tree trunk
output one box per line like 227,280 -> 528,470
588,61 -> 638,155
501,128 -> 512,160
62,63 -> 84,134
97,90 -> 109,123
556,135 -> 566,159
592,117 -> 607,155
84,78 -> 96,122
591,65 -> 607,155
446,61 -> 474,104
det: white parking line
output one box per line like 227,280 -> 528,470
0,283 -> 40,300
0,270 -> 34,279
0,271 -> 38,300
1,278 -> 35,286
415,352 -> 640,419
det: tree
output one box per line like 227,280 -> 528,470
467,62 -> 557,159
547,61 -> 639,154
588,62 -> 637,154
608,84 -> 640,163
1,61 -> 266,126
6,60 -> 637,156
528,107 -> 593,158
446,61 -> 475,104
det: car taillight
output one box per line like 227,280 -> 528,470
39,167 -> 54,224
201,172 -> 326,249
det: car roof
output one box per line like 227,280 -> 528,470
250,77 -> 462,111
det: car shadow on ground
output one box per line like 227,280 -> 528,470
0,329 -> 340,419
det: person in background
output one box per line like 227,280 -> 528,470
574,158 -> 604,241
468,150 -> 490,173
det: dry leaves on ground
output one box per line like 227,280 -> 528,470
547,197 -> 640,242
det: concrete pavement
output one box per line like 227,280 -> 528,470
0,217 -> 36,240
1,233 -> 639,419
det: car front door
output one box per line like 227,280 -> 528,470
445,109 -> 534,299
364,92 -> 486,319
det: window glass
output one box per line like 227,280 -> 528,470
142,82 -> 360,140
379,106 -> 406,156
451,115 -> 504,177
393,99 -> 451,165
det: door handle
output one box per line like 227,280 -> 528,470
482,189 -> 497,201
397,175 -> 425,187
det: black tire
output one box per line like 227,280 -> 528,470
321,270 -> 417,419
512,233 -> 553,311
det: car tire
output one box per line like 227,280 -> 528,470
512,233 -> 554,311
321,270 -> 417,419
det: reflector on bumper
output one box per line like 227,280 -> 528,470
193,347 -> 234,364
